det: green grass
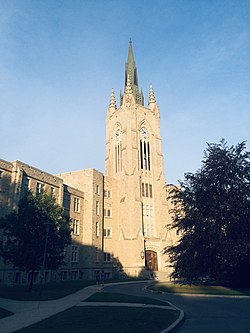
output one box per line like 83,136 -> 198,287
83,291 -> 170,306
0,280 -> 95,301
0,307 -> 13,319
15,306 -> 180,333
150,282 -> 250,295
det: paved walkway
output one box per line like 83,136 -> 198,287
0,281 -> 183,333
0,284 -> 103,333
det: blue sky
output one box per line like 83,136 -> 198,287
0,0 -> 249,184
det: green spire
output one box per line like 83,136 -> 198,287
120,40 -> 144,106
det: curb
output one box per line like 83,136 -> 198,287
142,285 -> 185,332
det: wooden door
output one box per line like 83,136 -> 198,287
146,250 -> 158,271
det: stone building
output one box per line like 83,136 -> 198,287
0,41 -> 178,284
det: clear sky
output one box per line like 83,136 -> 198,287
0,0 -> 249,184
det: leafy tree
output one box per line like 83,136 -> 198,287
166,140 -> 250,286
0,192 -> 72,290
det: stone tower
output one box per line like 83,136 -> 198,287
104,41 -> 171,276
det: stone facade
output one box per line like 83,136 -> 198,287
0,42 -> 179,284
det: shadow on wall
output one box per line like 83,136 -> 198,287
0,175 -> 150,285
0,239 -> 150,286
0,173 -> 18,218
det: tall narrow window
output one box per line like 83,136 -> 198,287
140,140 -> 143,169
72,219 -> 80,235
74,197 -> 80,212
115,146 -> 117,173
145,183 -> 149,197
96,222 -> 99,237
95,247 -> 99,262
144,141 -> 147,169
96,201 -> 100,215
147,142 -> 151,171
115,143 -> 122,173
142,183 -> 145,197
71,246 -> 78,262
149,184 -> 153,198
96,185 -> 100,195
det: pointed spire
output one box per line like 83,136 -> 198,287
127,38 -> 136,67
148,83 -> 159,115
148,83 -> 156,105
109,88 -> 117,109
120,40 -> 144,106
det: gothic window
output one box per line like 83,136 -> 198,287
144,141 -> 147,169
139,138 -> 151,171
115,143 -> 122,173
147,142 -> 151,171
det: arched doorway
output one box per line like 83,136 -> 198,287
145,250 -> 158,271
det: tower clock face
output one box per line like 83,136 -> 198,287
115,129 -> 121,140
140,127 -> 149,138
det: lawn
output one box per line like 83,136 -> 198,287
16,306 -> 179,333
83,291 -> 170,306
0,307 -> 13,319
0,280 -> 95,301
150,282 -> 250,295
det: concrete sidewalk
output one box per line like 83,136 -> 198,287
0,284 -> 103,333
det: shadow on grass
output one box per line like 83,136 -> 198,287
0,278 -> 149,301
0,280 -> 96,301
0,307 -> 13,319
83,291 -> 171,306
149,281 -> 250,296
15,306 -> 180,333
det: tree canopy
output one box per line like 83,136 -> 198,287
166,140 -> 250,286
0,192 -> 72,288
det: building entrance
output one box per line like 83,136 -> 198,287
146,250 -> 158,271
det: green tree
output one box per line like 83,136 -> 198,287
0,192 -> 72,290
166,140 -> 250,286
